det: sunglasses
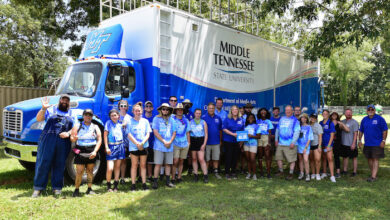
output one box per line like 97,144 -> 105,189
119,104 -> 127,108
146,105 -> 153,108
162,108 -> 169,111
169,99 -> 177,102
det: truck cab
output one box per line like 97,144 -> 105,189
3,57 -> 145,181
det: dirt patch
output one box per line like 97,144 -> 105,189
0,177 -> 29,186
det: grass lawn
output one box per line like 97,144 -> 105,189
0,147 -> 390,219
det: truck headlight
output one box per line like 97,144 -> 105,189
30,121 -> 45,130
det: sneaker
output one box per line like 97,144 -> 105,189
53,190 -> 62,196
152,178 -> 158,189
142,183 -> 149,190
305,174 -> 310,182
166,182 -> 175,188
214,173 -> 222,179
226,174 -> 231,181
137,176 -> 142,183
335,173 -> 341,178
130,184 -> 136,191
275,171 -> 284,177
267,174 -> 272,179
351,172 -> 357,177
259,172 -> 264,178
367,177 -> 377,182
159,174 -> 164,181
120,179 -> 126,185
203,175 -> 209,183
252,174 -> 258,181
232,174 -> 238,180
86,188 -> 96,195
298,172 -> 304,180
330,176 -> 336,183
187,168 -> 193,176
341,171 -> 348,175
311,174 -> 316,180
72,189 -> 80,197
107,182 -> 113,192
316,174 -> 321,181
171,179 -> 176,185
285,174 -> 293,180
31,190 -> 41,198
176,178 -> 183,183
147,177 -> 153,182
113,181 -> 119,192
194,174 -> 199,182
246,173 -> 251,180
320,173 -> 327,179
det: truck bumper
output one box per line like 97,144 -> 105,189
3,139 -> 37,162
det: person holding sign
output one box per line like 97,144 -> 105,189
256,108 -> 274,179
222,105 -> 245,180
243,113 -> 261,180
275,105 -> 301,180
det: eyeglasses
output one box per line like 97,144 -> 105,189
169,99 -> 177,102
162,108 -> 169,111
119,105 -> 127,108
146,105 -> 153,108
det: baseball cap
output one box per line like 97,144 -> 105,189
367,104 -> 375,110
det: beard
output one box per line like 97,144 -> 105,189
58,102 -> 69,112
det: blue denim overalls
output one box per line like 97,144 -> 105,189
33,111 -> 74,191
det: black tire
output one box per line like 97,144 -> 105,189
18,160 -> 35,171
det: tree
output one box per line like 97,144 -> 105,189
0,3 -> 68,87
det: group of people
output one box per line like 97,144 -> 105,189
31,95 -> 388,198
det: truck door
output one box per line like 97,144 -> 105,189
101,64 -> 135,122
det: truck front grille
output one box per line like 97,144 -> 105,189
3,109 -> 23,133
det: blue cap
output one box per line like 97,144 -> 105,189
367,104 -> 375,110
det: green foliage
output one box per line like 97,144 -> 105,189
0,3 -> 68,87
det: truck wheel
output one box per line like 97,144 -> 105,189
18,160 -> 35,171
64,150 -> 106,184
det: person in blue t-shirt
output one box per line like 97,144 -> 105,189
127,103 -> 152,191
118,100 -> 132,185
270,107 -> 281,146
189,109 -> 209,183
358,104 -> 388,182
152,103 -> 177,189
223,105 -> 245,180
215,98 -> 228,122
171,103 -> 190,184
319,109 -> 336,183
275,105 -> 300,180
256,108 -> 274,179
243,113 -> 260,180
143,101 -> 155,181
297,114 -> 313,182
183,99 -> 195,121
104,109 -> 126,192
202,102 -> 223,179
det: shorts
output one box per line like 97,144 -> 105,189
130,149 -> 148,156
258,135 -> 269,146
190,136 -> 205,151
206,144 -> 220,161
106,143 -> 126,161
363,146 -> 385,159
154,150 -> 174,165
297,145 -> 310,155
275,145 -> 297,163
340,145 -> 358,158
244,145 -> 257,153
147,148 -> 154,164
174,146 -> 189,159
74,145 -> 97,164
310,145 -> 319,150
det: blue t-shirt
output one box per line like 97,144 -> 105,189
256,119 -> 274,135
126,118 -> 152,151
270,116 -> 281,135
104,120 -> 123,144
277,116 -> 300,146
45,106 -> 79,125
215,109 -> 228,122
222,117 -> 245,143
152,116 -> 177,152
119,114 -> 131,147
76,122 -> 98,146
172,116 -> 190,148
359,114 -> 388,147
244,124 -> 260,147
297,125 -> 314,149
202,113 -> 222,145
143,113 -> 155,149
185,110 -> 194,121
190,119 -> 206,137
319,119 -> 336,147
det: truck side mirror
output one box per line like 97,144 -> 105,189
120,67 -> 129,98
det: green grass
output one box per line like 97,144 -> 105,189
1,148 -> 390,219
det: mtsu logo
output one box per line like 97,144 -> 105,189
85,30 -> 112,54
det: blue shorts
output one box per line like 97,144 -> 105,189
297,145 -> 310,155
106,143 -> 126,161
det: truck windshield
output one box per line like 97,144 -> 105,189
56,62 -> 102,97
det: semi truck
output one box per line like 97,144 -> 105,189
2,3 -> 320,181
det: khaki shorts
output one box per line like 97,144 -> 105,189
206,144 -> 220,161
244,145 -> 257,153
275,145 -> 297,163
154,150 -> 173,165
258,135 -> 269,146
173,145 -> 189,159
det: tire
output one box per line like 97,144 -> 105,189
18,160 -> 35,171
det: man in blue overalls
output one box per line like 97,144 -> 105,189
32,95 -> 78,198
